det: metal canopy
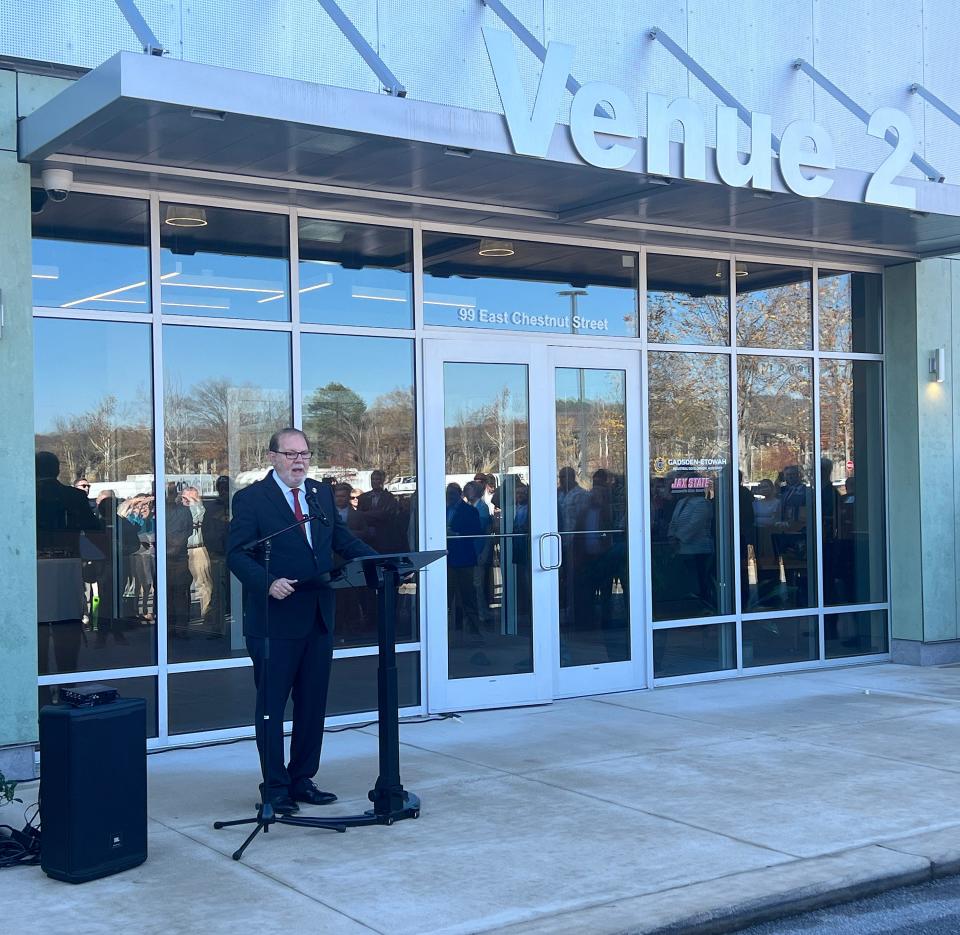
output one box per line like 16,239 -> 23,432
18,52 -> 960,263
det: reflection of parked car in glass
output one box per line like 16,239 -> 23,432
387,475 -> 417,496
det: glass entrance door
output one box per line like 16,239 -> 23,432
423,340 -> 644,712
423,341 -> 553,710
549,347 -> 644,697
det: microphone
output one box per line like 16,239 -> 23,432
305,486 -> 330,526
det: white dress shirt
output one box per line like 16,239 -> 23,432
272,471 -> 313,547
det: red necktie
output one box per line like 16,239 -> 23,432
291,488 -> 309,541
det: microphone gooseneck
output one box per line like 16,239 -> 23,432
305,487 -> 331,526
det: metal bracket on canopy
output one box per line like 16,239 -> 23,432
113,0 -> 164,55
794,59 -> 943,182
648,27 -> 781,152
911,83 -> 960,133
317,0 -> 406,97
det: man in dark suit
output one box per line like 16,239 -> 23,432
227,427 -> 376,815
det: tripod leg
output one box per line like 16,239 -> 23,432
232,822 -> 266,861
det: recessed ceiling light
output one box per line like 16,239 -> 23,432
478,239 -> 515,257
164,205 -> 208,228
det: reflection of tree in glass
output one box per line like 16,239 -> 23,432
40,392 -> 152,482
446,387 -> 529,475
737,357 -> 813,481
647,292 -> 728,346
736,281 -> 812,350
818,274 -> 852,353
555,373 -> 625,478
164,376 -> 289,474
304,381 -> 415,475
648,353 -> 730,460
819,359 -> 853,483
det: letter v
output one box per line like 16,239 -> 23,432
482,26 -> 573,158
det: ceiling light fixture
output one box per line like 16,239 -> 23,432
257,281 -> 334,304
478,239 -> 515,257
164,205 -> 208,228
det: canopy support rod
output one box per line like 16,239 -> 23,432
480,0 -> 585,100
911,83 -> 960,132
794,59 -> 943,182
113,0 -> 164,55
317,0 -> 406,97
648,27 -> 780,152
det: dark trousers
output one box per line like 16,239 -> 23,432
246,617 -> 333,797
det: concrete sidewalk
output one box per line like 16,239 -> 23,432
7,663 -> 960,935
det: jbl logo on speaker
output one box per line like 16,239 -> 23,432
111,833 -> 123,849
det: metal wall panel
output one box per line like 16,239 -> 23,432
378,0 -> 544,114
544,0 -> 689,132
686,0 -> 814,152
920,0 -> 960,184
812,0 -> 926,180
180,0 -> 378,91
0,0 -> 180,68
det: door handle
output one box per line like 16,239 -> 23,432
538,532 -> 562,571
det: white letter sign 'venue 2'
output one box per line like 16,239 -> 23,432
482,26 -> 918,211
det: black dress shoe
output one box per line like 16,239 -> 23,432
262,794 -> 299,816
290,780 -> 338,806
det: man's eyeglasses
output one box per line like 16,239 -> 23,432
273,449 -> 312,462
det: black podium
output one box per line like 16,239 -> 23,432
322,550 -> 444,826
215,548 -> 444,857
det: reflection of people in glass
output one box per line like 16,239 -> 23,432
165,483 -> 194,639
738,471 -> 755,609
667,477 -> 715,609
36,451 -> 101,675
182,486 -> 214,634
91,492 -> 140,643
752,478 -> 780,606
124,494 -> 156,622
201,476 -> 231,640
446,482 -> 482,639
774,464 -> 811,603
557,466 -> 589,532
573,472 -> 615,632
357,469 -> 402,551
464,481 -> 492,625
820,457 -> 841,604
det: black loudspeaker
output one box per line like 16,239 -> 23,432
39,698 -> 148,883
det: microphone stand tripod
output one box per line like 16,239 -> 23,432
213,511 -> 345,861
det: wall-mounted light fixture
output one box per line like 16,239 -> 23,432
929,347 -> 946,383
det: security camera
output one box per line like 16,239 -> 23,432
41,168 -> 73,203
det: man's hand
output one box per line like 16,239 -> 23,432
269,577 -> 298,599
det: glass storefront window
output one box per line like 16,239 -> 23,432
422,233 -> 638,336
159,204 -> 290,321
162,325 -> 292,663
301,334 -> 418,647
818,270 -> 883,354
742,616 -> 818,667
34,318 -> 157,675
647,254 -> 730,346
649,352 -> 733,621
825,609 -> 888,658
653,623 -> 736,678
736,263 -> 812,349
167,654 -> 420,734
298,219 -> 413,328
820,360 -> 886,605
738,356 -> 817,612
32,192 -> 150,312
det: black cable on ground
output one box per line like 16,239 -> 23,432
0,801 -> 41,869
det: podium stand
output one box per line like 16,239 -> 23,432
322,550 -> 445,826
215,548 -> 444,857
